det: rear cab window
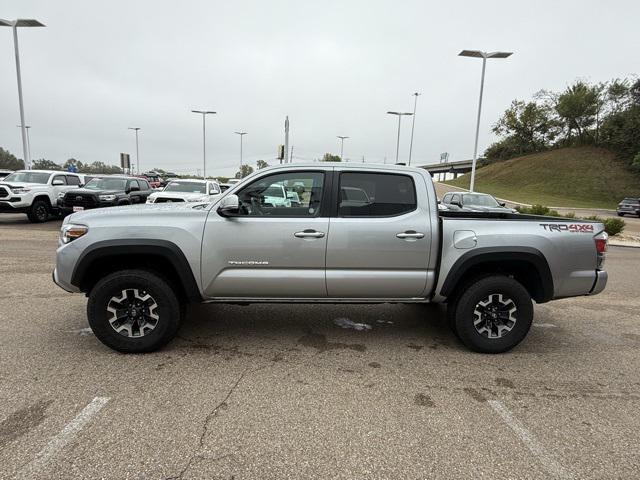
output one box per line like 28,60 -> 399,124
338,172 -> 416,217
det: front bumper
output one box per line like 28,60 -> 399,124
52,268 -> 78,293
589,270 -> 608,295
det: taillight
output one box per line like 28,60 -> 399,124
594,231 -> 608,269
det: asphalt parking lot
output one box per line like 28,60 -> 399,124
1,213 -> 639,479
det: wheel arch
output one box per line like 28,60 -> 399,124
440,247 -> 554,303
71,239 -> 202,301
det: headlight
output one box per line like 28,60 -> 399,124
60,224 -> 88,244
57,192 -> 66,199
146,197 -> 155,203
99,194 -> 117,201
11,187 -> 30,194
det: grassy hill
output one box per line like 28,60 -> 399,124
444,147 -> 640,209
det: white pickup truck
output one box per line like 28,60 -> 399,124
0,170 -> 84,222
53,163 -> 608,354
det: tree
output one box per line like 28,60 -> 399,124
321,153 -> 341,162
555,81 -> 602,144
492,100 -> 560,155
256,159 -> 269,169
235,164 -> 254,178
32,159 -> 62,170
0,147 -> 24,170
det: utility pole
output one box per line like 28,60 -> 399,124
128,127 -> 141,174
234,131 -> 247,170
191,110 -> 216,179
386,111 -> 413,164
337,136 -> 349,161
284,116 -> 290,163
408,92 -> 420,166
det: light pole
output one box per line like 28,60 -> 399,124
459,49 -> 513,191
128,127 -> 141,174
1,19 -> 45,170
337,136 -> 349,161
234,131 -> 247,171
16,125 -> 32,162
191,110 -> 216,179
386,111 -> 413,164
408,92 -> 420,166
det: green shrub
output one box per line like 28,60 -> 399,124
583,215 -> 626,236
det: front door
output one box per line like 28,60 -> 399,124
201,170 -> 330,298
325,170 -> 433,298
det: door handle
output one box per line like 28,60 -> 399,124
396,230 -> 425,239
294,229 -> 325,239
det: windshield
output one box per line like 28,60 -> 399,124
621,199 -> 639,205
463,193 -> 500,207
3,172 -> 51,184
264,185 -> 285,197
164,182 -> 207,194
84,177 -> 127,191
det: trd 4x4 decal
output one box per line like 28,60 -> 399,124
540,223 -> 594,233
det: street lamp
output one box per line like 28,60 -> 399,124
408,92 -> 420,166
337,136 -> 349,161
128,127 -> 141,174
234,132 -> 247,171
191,110 -> 216,179
386,111 -> 413,164
459,49 -> 513,191
1,19 -> 45,170
16,125 -> 32,163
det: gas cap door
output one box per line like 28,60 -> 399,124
454,230 -> 477,249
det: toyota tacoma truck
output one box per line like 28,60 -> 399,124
53,164 -> 608,354
0,169 -> 84,222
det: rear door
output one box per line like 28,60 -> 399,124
201,169 -> 331,298
325,169 -> 433,298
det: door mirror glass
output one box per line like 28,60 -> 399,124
218,194 -> 240,216
209,188 -> 219,195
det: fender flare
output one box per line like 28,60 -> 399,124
70,239 -> 202,301
440,247 -> 554,303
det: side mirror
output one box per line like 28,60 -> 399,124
218,194 -> 240,216
437,200 -> 441,204
209,188 -> 219,195
52,179 -> 65,186
451,201 -> 461,207
128,185 -> 140,193
499,202 -> 506,207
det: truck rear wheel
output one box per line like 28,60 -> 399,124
87,269 -> 181,353
27,199 -> 50,223
449,275 -> 533,353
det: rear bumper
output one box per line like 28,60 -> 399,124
589,270 -> 608,295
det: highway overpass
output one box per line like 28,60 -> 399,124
417,159 -> 477,177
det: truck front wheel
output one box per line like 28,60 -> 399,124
449,275 -> 533,354
87,269 -> 181,353
27,199 -> 50,223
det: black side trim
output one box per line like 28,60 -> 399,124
71,239 -> 202,301
440,246 -> 554,303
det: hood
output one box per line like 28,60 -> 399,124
152,191 -> 211,199
68,202 -> 210,223
0,181 -> 48,189
65,188 -> 124,196
464,205 -> 517,213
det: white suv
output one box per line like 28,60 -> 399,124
146,179 -> 222,204
0,170 -> 84,222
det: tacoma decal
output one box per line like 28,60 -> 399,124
540,223 -> 594,233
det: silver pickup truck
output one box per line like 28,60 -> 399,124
53,164 -> 608,354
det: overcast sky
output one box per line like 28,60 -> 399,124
1,0 -> 639,177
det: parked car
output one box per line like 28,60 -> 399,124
0,169 -> 14,180
0,169 -> 83,222
441,192 -> 518,213
617,198 -> 640,217
146,179 -> 221,203
53,163 -> 608,355
138,174 -> 162,189
58,175 -> 154,214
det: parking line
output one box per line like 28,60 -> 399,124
16,396 -> 110,479
487,400 -> 574,480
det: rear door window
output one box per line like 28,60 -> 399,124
66,175 -> 81,186
338,172 -> 416,217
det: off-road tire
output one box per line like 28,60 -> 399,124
87,269 -> 181,353
449,275 -> 533,354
